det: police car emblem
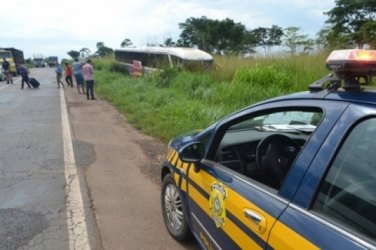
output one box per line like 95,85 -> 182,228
209,182 -> 227,228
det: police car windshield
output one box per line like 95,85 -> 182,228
229,111 -> 320,133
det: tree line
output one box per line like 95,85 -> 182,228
67,0 -> 376,58
67,43 -> 111,60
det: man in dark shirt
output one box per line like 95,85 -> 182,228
2,58 -> 13,84
1,58 -> 13,84
18,64 -> 31,89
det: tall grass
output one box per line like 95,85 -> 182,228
94,52 -> 330,142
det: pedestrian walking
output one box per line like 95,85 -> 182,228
65,62 -> 73,87
2,58 -> 13,84
18,64 -> 31,89
55,63 -> 65,88
72,58 -> 85,94
82,59 -> 95,100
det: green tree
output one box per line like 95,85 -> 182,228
324,0 -> 376,48
121,38 -> 133,48
283,27 -> 314,55
178,16 -> 214,52
178,16 -> 252,55
316,26 -> 352,50
240,30 -> 258,55
359,21 -> 376,48
163,38 -> 176,47
251,25 -> 283,55
80,48 -> 91,58
216,18 -> 249,55
67,50 -> 80,59
95,42 -> 113,57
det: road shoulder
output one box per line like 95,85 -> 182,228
64,87 -> 195,250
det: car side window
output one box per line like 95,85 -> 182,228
215,109 -> 322,189
312,118 -> 376,242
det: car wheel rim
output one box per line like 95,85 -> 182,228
164,183 -> 183,231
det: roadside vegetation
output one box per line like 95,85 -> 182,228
59,0 -> 374,142
94,52 -> 330,142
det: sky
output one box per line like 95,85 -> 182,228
0,0 -> 335,60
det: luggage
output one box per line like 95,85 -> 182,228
29,78 -> 40,88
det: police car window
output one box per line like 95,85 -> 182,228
313,118 -> 376,242
229,111 -> 321,131
216,109 -> 322,189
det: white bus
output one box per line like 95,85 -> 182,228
114,46 -> 213,75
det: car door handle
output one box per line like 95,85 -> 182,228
243,209 -> 267,233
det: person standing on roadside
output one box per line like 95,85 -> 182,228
18,64 -> 31,89
72,58 -> 85,94
2,58 -> 13,84
55,63 -> 65,88
64,62 -> 73,87
82,59 -> 95,100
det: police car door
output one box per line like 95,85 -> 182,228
187,106 -> 324,249
269,104 -> 376,249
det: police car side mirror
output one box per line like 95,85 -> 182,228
179,142 -> 206,171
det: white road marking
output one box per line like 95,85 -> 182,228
0,77 -> 20,90
60,88 -> 91,250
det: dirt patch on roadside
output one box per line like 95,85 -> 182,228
133,138 -> 168,186
66,89 -> 168,186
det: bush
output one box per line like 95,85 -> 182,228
152,68 -> 178,88
109,62 -> 129,75
95,52 -> 331,142
232,64 -> 292,90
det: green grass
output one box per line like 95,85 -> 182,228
94,52 -> 331,142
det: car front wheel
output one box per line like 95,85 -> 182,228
161,173 -> 191,241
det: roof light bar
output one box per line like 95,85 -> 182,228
326,49 -> 376,74
310,49 -> 376,91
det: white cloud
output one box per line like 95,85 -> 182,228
0,0 -> 336,60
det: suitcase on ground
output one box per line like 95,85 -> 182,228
29,78 -> 40,88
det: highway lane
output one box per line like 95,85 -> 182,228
0,68 -> 100,250
0,68 -> 199,250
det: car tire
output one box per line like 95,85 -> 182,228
161,173 -> 191,241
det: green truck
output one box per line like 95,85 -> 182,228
0,47 -> 25,75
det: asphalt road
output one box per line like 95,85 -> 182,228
0,68 -> 198,250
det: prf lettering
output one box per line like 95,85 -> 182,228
200,231 -> 214,250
